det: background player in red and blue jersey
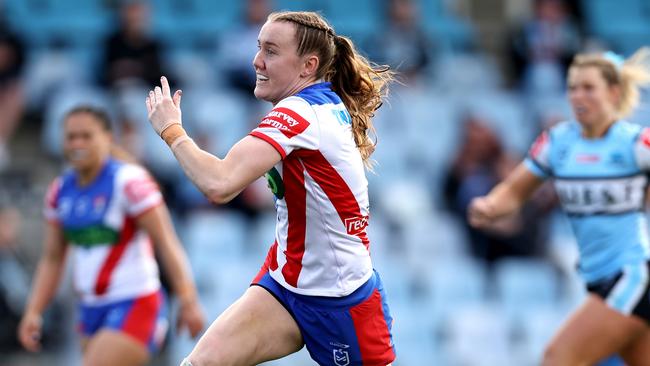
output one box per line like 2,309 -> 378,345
18,106 -> 205,366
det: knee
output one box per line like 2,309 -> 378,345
182,349 -> 238,366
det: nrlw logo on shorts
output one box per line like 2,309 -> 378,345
258,107 -> 310,139
330,342 -> 350,366
345,215 -> 369,236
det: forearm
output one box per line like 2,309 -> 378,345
24,257 -> 66,316
157,234 -> 198,305
483,181 -> 528,219
171,138 -> 235,204
140,206 -> 199,305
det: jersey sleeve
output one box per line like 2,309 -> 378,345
523,130 -> 552,179
634,127 -> 650,171
119,165 -> 163,217
249,98 -> 320,159
43,177 -> 62,223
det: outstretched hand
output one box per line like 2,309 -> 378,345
145,76 -> 183,135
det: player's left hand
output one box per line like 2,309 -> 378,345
176,297 -> 206,339
145,76 -> 183,136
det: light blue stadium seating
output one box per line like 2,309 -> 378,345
494,258 -> 560,323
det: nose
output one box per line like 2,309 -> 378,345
252,51 -> 264,71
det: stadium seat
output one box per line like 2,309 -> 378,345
494,258 -> 560,323
441,303 -> 513,366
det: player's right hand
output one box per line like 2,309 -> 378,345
467,196 -> 495,228
145,75 -> 183,136
18,311 -> 43,352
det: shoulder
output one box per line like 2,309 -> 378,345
547,120 -> 578,138
114,162 -> 154,187
613,120 -> 643,140
263,97 -> 316,133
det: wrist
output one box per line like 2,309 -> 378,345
177,285 -> 198,307
161,123 -> 187,146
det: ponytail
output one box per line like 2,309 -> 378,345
329,35 -> 394,168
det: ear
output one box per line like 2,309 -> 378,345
300,54 -> 320,78
608,83 -> 622,106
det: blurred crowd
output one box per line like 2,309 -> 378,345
1,0 -> 649,365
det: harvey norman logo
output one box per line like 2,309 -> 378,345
259,107 -> 310,138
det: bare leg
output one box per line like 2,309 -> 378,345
542,294 -> 646,366
186,286 -> 303,366
82,329 -> 149,366
621,327 -> 650,366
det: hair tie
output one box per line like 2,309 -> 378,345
603,51 -> 625,69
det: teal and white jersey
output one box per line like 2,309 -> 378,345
525,120 -> 650,283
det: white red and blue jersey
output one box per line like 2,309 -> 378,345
250,82 -> 373,297
44,158 -> 163,305
525,120 -> 650,282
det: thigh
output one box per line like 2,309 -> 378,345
83,329 -> 149,366
543,294 -> 646,366
187,286 -> 303,366
621,326 -> 650,366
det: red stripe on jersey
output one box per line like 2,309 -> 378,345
299,150 -> 370,249
121,291 -> 161,346
250,131 -> 287,159
641,128 -> 650,147
253,241 -> 279,283
281,155 -> 307,287
258,107 -> 310,139
45,178 -> 61,210
94,217 -> 136,295
350,289 -> 395,365
529,131 -> 548,159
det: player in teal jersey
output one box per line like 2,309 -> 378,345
469,48 -> 650,365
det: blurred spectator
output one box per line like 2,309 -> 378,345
0,205 -> 30,352
366,0 -> 433,84
509,0 -> 581,94
218,0 -> 271,96
443,114 -> 552,265
99,0 -> 164,90
0,17 -> 26,170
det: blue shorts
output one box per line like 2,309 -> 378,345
252,270 -> 396,366
78,290 -> 168,353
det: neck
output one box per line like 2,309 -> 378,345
77,159 -> 107,186
582,118 -> 616,139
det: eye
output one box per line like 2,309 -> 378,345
266,48 -> 276,55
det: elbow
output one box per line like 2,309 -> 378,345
205,183 -> 235,205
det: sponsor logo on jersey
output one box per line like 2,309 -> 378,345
345,215 -> 369,236
576,153 -> 600,163
93,195 -> 107,214
609,152 -> 625,166
125,176 -> 158,204
264,167 -> 285,200
555,175 -> 646,214
258,107 -> 310,139
641,128 -> 650,147
529,131 -> 548,159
